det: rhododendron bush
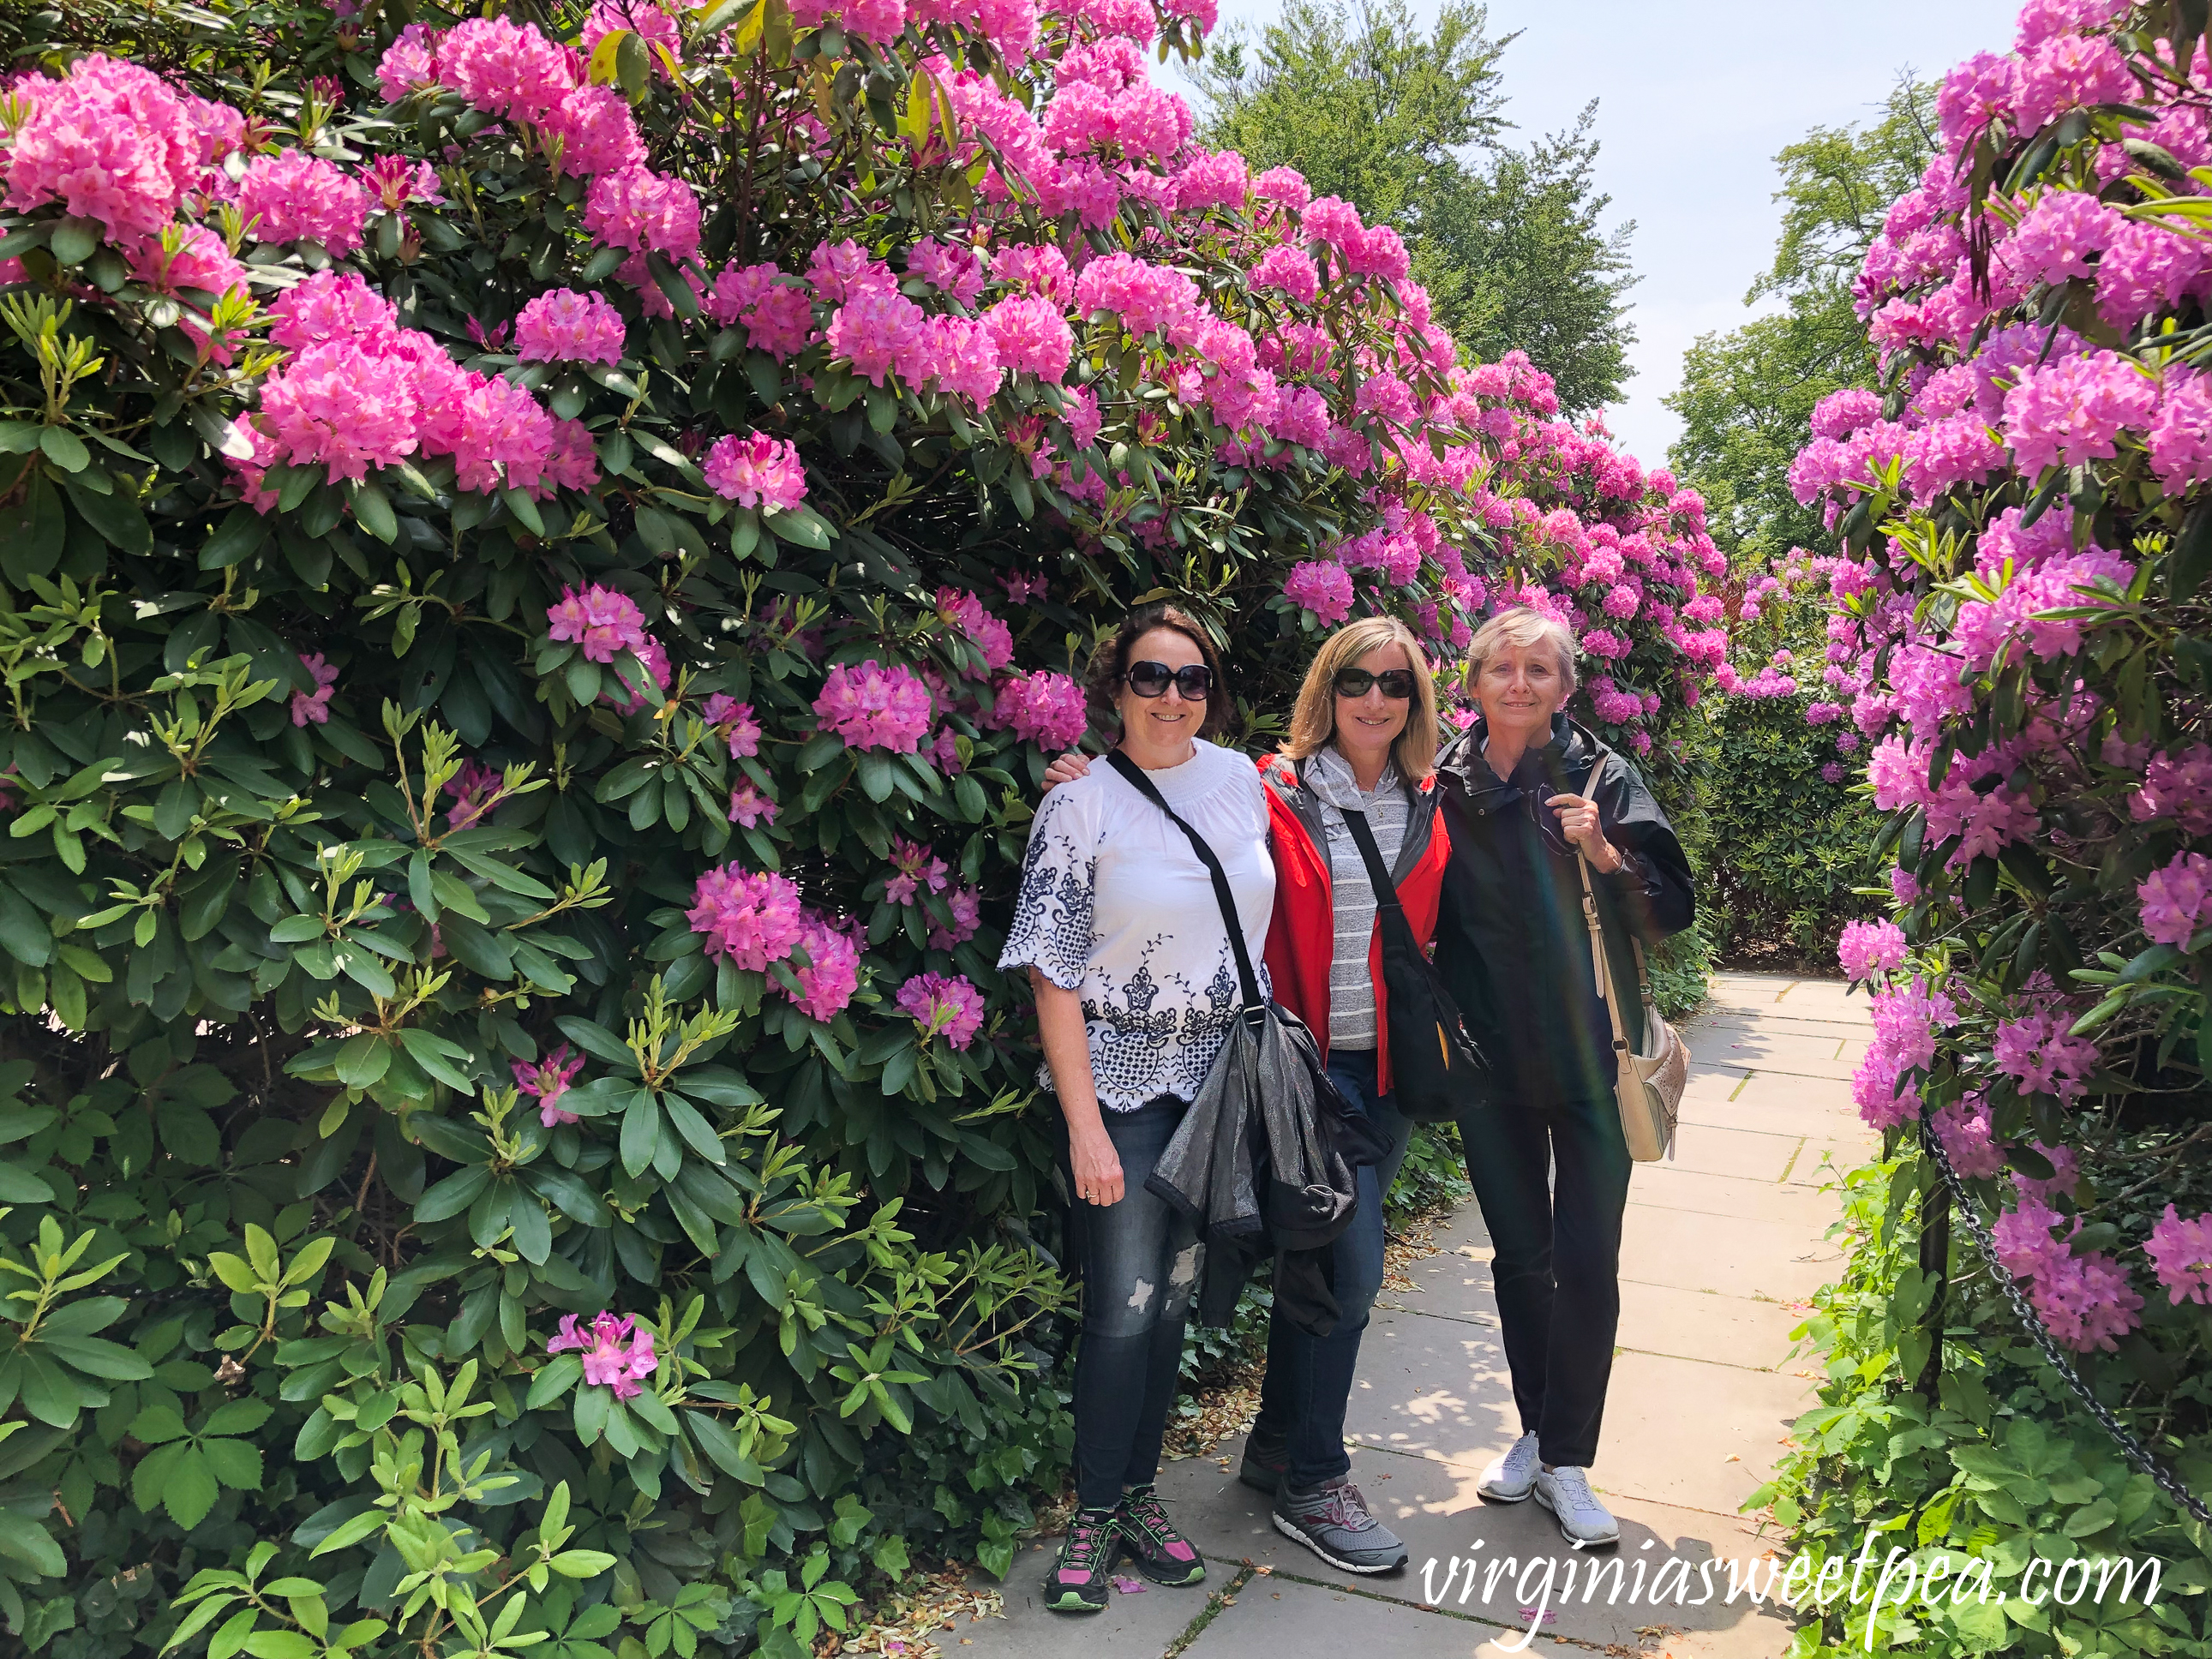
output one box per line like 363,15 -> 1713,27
0,0 -> 1746,1651
1757,3 -> 2212,1652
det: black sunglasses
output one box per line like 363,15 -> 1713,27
1334,667 -> 1417,700
1125,660 -> 1214,700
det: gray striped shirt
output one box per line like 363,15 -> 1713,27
1304,745 -> 1409,1051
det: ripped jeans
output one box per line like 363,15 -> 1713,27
1071,1097 -> 1202,1511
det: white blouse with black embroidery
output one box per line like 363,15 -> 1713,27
998,740 -> 1275,1111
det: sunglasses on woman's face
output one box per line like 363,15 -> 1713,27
1334,668 -> 1417,700
1125,660 -> 1214,699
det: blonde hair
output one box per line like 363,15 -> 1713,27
1466,608 -> 1581,698
1280,616 -> 1439,781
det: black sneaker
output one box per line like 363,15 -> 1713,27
1237,1426 -> 1289,1495
1271,1476 -> 1409,1574
1044,1508 -> 1120,1613
1115,1485 -> 1206,1586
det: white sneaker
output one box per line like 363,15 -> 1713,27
1475,1432 -> 1539,1501
1534,1465 -> 1619,1546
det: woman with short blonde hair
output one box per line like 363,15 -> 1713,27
1430,606 -> 1694,1549
1464,608 -> 1580,698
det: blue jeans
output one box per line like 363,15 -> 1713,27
1254,1049 -> 1412,1489
1071,1098 -> 1202,1510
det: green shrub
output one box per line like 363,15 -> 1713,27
0,0 -> 1747,1650
1754,1153 -> 2212,1657
1691,687 -> 1879,967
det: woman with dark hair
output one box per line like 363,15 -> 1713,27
1038,614 -> 1454,1578
999,602 -> 1269,1614
1432,608 -> 1695,1548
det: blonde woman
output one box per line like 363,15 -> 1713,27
1430,608 -> 1693,1548
1044,614 -> 1448,1575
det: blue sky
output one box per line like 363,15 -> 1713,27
1173,0 -> 2022,464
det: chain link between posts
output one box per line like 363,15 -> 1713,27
1917,1112 -> 2212,1530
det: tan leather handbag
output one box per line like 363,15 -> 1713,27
1577,848 -> 1687,1162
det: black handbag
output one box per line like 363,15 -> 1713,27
1338,804 -> 1493,1123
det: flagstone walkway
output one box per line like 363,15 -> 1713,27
950,973 -> 1878,1659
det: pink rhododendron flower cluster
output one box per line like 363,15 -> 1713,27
516,288 -> 626,364
513,1043 -> 584,1126
548,585 -> 651,665
686,865 -> 806,970
1850,976 -> 1957,1129
547,1310 -> 657,1398
1837,919 -> 1908,981
584,168 -> 701,261
246,268 -> 594,500
929,883 -> 982,950
814,662 -> 935,753
706,264 -> 818,358
938,590 -> 1014,674
2130,744 -> 2212,835
787,913 -> 863,1021
988,670 -> 1088,752
2146,1205 -> 2212,1306
1283,560 -> 1354,626
1993,1008 -> 2098,1103
237,151 -> 370,255
433,15 -> 575,123
3,56 -> 225,243
704,433 -> 808,511
885,837 -> 950,906
702,695 -> 762,759
1931,1093 -> 2006,1178
2137,851 -> 2212,948
896,972 -> 986,1049
727,782 -> 778,829
443,760 -> 507,830
289,655 -> 339,728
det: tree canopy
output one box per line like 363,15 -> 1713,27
1191,0 -> 1638,416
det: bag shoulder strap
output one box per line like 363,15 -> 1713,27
1337,807 -> 1404,918
1575,850 -> 1632,1060
1577,742 -> 1658,1009
1105,750 -> 1264,1017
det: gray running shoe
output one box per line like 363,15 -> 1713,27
1534,1465 -> 1620,1547
1270,1476 -> 1409,1574
1477,1430 -> 1539,1501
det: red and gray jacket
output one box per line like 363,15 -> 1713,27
1256,752 -> 1450,1096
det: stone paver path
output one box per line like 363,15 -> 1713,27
956,973 -> 1876,1659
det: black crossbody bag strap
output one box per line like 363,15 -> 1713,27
1337,807 -> 1406,929
1104,751 -> 1264,1021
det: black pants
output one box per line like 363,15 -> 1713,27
1070,1099 -> 1201,1510
1456,1091 -> 1633,1469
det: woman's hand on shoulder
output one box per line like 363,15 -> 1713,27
1041,751 -> 1092,793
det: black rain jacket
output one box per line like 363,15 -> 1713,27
1432,715 -> 1694,1105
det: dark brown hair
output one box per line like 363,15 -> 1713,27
1082,602 -> 1234,741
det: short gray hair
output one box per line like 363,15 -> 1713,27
1466,608 -> 1580,697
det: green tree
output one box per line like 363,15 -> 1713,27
1192,0 -> 1637,414
1665,78 -> 1939,564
